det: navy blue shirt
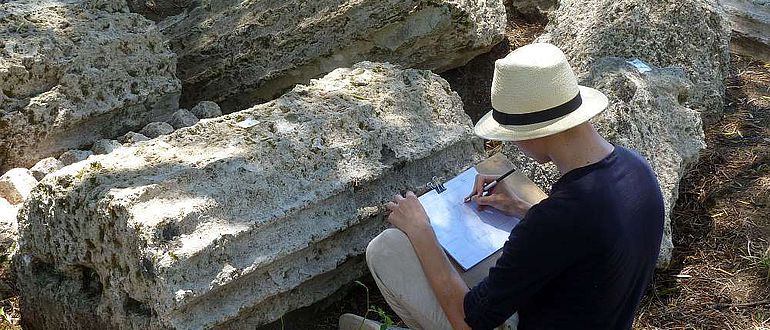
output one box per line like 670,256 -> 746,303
463,146 -> 664,329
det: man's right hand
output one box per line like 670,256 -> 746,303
465,174 -> 533,219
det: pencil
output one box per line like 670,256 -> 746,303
464,168 -> 516,202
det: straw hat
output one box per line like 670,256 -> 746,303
474,43 -> 609,141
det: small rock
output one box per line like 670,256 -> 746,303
91,139 -> 122,155
59,150 -> 93,166
119,132 -> 150,144
0,168 -> 38,204
168,108 -> 199,129
140,122 -> 174,138
0,198 -> 18,253
190,101 -> 222,119
30,157 -> 64,181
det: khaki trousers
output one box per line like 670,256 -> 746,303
366,228 -> 518,330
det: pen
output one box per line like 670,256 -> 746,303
464,168 -> 516,202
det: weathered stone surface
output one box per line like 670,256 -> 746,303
119,132 -> 151,144
504,58 -> 705,267
167,109 -> 199,129
91,139 -> 122,155
127,0 -> 194,21
59,150 -> 93,166
540,0 -> 731,122
17,62 -> 484,329
161,0 -> 506,110
0,168 -> 38,204
140,122 -> 175,138
30,157 -> 64,181
0,0 -> 181,172
508,0 -> 557,16
190,101 -> 222,119
0,197 -> 18,253
81,0 -> 129,12
720,0 -> 770,62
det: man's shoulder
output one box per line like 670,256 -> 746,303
520,195 -> 586,233
614,146 -> 654,172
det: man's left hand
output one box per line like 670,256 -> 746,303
385,191 -> 431,237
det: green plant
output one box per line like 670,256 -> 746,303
0,306 -> 11,323
354,281 -> 396,330
372,306 -> 394,330
741,244 -> 770,281
760,248 -> 770,281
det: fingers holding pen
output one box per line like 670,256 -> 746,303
465,174 -> 490,202
465,174 -> 499,202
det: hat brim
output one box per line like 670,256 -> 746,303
474,86 -> 609,142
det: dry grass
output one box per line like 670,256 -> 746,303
633,55 -> 770,330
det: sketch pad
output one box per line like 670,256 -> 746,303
419,154 -> 547,271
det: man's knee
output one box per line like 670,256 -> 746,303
366,228 -> 410,270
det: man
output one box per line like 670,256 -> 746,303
340,43 -> 664,330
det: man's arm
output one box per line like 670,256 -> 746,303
385,192 -> 471,330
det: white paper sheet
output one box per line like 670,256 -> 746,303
419,167 -> 520,271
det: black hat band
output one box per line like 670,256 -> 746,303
492,92 -> 583,126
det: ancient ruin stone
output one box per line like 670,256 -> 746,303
0,168 -> 37,205
160,0 -> 506,110
91,139 -> 122,155
190,101 -> 222,119
508,0 -> 557,16
139,122 -> 174,138
167,109 -> 199,129
82,0 -> 130,13
504,57 -> 706,267
119,132 -> 150,144
17,62 -> 484,329
540,0 -> 731,123
59,150 -> 93,166
29,157 -> 64,181
0,0 -> 181,172
720,0 -> 770,62
127,0 -> 194,21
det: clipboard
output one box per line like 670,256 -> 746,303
420,153 -> 547,271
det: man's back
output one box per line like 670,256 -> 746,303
464,146 -> 664,329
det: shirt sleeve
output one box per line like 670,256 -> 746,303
463,199 -> 589,329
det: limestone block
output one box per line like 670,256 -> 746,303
503,58 -> 705,267
720,0 -> 770,62
0,0 -> 181,172
59,150 -> 93,166
167,109 -> 199,129
0,168 -> 38,204
119,132 -> 151,144
540,0 -> 731,122
140,122 -> 175,138
91,139 -> 122,155
190,101 -> 222,119
83,0 -> 130,13
508,0 -> 557,16
160,0 -> 506,111
127,0 -> 194,21
30,157 -> 64,181
17,62 -> 484,329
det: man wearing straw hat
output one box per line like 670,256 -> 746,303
340,43 -> 664,330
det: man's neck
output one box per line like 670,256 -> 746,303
545,124 -> 615,175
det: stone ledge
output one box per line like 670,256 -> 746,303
18,61 -> 484,329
